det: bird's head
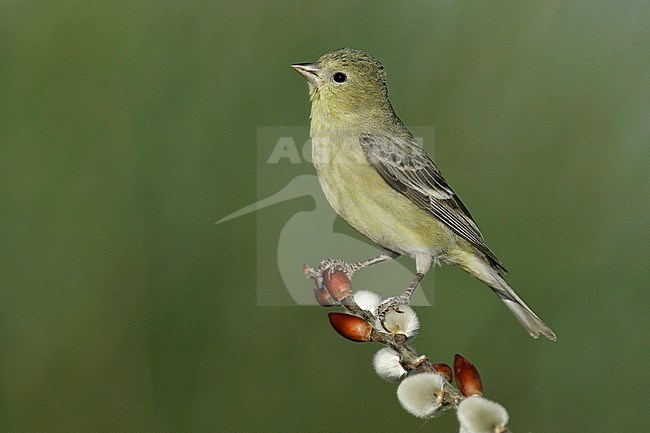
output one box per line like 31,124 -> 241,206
292,48 -> 390,117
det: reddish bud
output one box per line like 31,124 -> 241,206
314,286 -> 337,307
454,354 -> 483,397
328,312 -> 372,342
432,362 -> 453,382
302,263 -> 311,276
322,269 -> 352,301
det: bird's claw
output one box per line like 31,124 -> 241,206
319,258 -> 358,278
377,295 -> 410,332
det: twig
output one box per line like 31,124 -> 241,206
304,259 -> 511,432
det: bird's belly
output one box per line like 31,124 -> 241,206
314,148 -> 454,258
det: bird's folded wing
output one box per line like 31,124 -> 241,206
360,133 -> 507,274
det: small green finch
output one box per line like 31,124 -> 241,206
292,48 -> 556,340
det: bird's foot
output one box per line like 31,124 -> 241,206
303,258 -> 358,287
304,253 -> 398,286
376,272 -> 423,330
376,294 -> 413,332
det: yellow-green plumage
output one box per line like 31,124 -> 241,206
311,110 -> 456,259
293,48 -> 555,340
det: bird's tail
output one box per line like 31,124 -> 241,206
492,277 -> 556,341
452,252 -> 557,341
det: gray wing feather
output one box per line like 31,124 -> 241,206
360,133 -> 507,274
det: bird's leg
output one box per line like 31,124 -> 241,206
304,250 -> 399,286
376,254 -> 432,327
346,249 -> 400,274
376,272 -> 425,322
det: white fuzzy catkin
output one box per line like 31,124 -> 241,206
353,290 -> 382,315
457,395 -> 509,433
396,372 -> 445,419
372,347 -> 407,383
379,305 -> 420,338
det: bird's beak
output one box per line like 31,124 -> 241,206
291,62 -> 321,86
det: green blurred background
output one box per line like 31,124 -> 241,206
1,1 -> 649,432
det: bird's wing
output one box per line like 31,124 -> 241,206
360,133 -> 507,274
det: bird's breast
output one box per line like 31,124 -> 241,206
310,129 -> 454,258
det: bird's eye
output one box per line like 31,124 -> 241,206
333,72 -> 347,83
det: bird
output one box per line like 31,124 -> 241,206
292,48 -> 556,340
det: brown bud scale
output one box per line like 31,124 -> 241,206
432,362 -> 453,382
314,286 -> 337,307
322,269 -> 352,301
328,312 -> 371,342
454,354 -> 483,397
